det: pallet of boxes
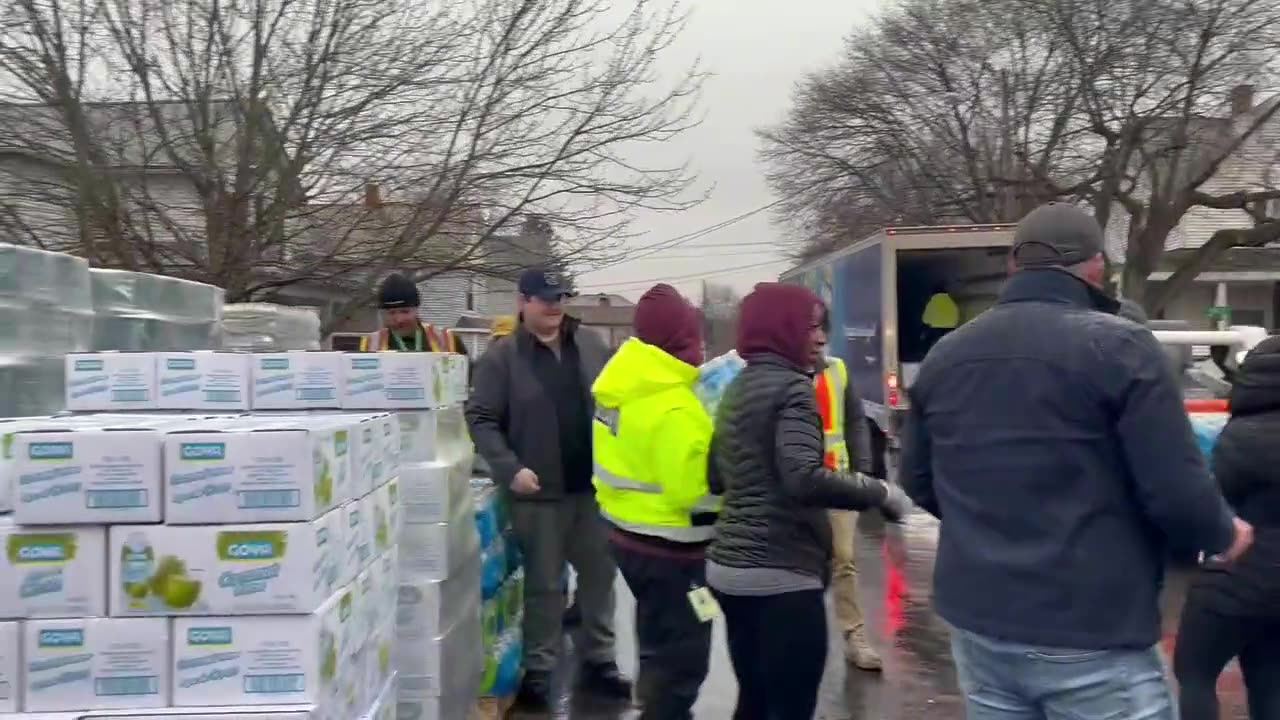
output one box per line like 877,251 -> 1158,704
0,349 -> 400,719
337,351 -> 486,719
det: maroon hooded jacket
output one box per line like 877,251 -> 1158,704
736,282 -> 823,368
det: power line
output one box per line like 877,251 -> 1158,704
592,199 -> 786,271
577,258 -> 788,291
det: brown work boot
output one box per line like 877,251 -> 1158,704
845,628 -> 883,671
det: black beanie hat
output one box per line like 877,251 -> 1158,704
378,273 -> 420,309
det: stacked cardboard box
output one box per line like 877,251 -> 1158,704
0,349 -> 404,717
390,360 -> 487,719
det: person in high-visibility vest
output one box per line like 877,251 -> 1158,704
814,303 -> 883,670
359,273 -> 469,355
592,283 -> 716,719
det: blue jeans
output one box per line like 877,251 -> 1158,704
950,627 -> 1175,720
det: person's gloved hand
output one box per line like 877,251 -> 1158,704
879,480 -> 911,523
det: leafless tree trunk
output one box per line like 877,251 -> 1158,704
0,0 -> 704,331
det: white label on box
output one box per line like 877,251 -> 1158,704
164,424 -> 347,524
1,418 -> 62,514
0,523 -> 106,618
397,409 -> 469,465
253,353 -> 345,410
23,617 -> 169,712
65,353 -> 158,412
399,460 -> 472,525
0,622 -> 18,711
170,588 -> 352,708
157,353 -> 251,411
340,354 -> 444,410
108,512 -> 343,616
13,429 -> 163,524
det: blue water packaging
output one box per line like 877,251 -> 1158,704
1189,412 -> 1228,469
694,350 -> 745,417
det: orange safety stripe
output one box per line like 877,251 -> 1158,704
815,371 -> 838,469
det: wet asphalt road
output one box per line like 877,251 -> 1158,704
522,511 -> 1252,719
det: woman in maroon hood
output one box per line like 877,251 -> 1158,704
706,282 -> 909,719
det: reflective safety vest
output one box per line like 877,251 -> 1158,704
815,356 -> 850,472
591,338 -> 720,543
922,292 -> 960,330
359,323 -> 456,352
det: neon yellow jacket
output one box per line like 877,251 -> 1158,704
592,338 -> 719,543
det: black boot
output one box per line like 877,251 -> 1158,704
514,671 -> 553,712
578,661 -> 633,700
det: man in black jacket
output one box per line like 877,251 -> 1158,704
465,268 -> 631,711
902,202 -> 1254,719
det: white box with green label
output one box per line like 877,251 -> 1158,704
170,586 -> 353,709
12,428 -> 163,525
0,522 -> 106,618
0,417 -> 58,514
163,421 -> 350,524
340,353 -> 445,410
23,617 -> 170,712
157,352 -> 251,411
64,352 -> 158,412
108,511 -> 344,617
0,621 -> 19,711
252,352 -> 345,411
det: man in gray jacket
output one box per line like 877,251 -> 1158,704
466,268 -> 632,711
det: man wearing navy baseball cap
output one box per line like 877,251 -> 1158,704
466,267 -> 631,709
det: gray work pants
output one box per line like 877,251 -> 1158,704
510,492 -> 617,674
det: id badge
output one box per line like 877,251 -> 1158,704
687,586 -> 721,623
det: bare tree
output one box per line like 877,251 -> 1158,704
763,0 -> 1280,314
759,0 -> 1082,259
0,0 -> 703,329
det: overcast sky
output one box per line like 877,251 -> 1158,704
575,0 -> 883,302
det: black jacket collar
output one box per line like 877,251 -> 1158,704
998,269 -> 1121,315
515,313 -> 582,353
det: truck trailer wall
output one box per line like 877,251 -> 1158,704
786,245 -> 885,408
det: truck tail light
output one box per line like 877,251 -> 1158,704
887,372 -> 900,408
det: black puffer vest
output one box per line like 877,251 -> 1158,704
707,357 -> 833,583
1190,337 -> 1280,617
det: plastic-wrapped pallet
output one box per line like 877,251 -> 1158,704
90,268 -> 224,351
471,478 -> 525,700
0,244 -> 94,417
1189,412 -> 1229,469
694,349 -> 745,417
222,303 -> 323,351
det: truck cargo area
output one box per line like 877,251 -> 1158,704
896,245 -> 1008,386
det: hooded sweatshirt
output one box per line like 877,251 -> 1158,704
737,282 -> 823,369
592,285 -> 714,558
633,283 -> 705,365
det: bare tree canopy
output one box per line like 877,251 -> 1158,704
762,0 -> 1280,311
0,0 -> 703,327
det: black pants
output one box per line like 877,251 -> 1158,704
612,544 -> 712,720
715,588 -> 828,720
1173,596 -> 1280,719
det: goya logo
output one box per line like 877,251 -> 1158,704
166,358 -> 197,371
187,627 -> 233,646
217,531 -> 287,561
38,629 -> 84,648
180,443 -> 226,461
259,358 -> 290,370
28,442 -> 73,461
351,358 -> 379,370
7,533 -> 77,565
73,359 -> 104,372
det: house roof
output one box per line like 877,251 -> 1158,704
1156,246 -> 1280,273
573,304 -> 636,327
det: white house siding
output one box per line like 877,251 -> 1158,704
0,156 -> 77,246
416,271 -> 472,330
1106,101 -> 1280,260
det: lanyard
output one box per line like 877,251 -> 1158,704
391,327 -> 423,352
